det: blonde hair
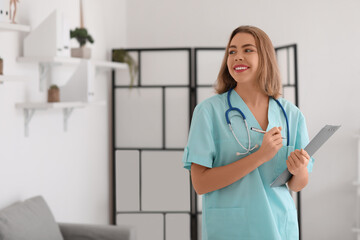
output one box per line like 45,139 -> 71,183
215,25 -> 282,99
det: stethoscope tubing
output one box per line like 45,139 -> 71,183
272,98 -> 290,146
225,88 -> 289,155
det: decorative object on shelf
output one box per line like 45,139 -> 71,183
60,60 -> 94,102
9,0 -> 19,24
112,49 -> 138,86
70,0 -> 94,59
70,28 -> 94,59
24,10 -> 70,57
47,84 -> 60,102
0,57 -> 3,75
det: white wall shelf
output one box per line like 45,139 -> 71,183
0,22 -> 31,32
17,56 -> 128,69
16,101 -> 105,137
18,56 -> 82,65
91,60 -> 128,70
17,56 -> 128,91
0,75 -> 27,84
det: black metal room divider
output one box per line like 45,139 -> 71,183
112,45 -> 299,240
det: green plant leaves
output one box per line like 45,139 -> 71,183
112,49 -> 138,87
70,28 -> 94,47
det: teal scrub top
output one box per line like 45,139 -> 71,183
182,91 -> 314,240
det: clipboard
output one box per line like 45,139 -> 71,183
270,125 -> 341,188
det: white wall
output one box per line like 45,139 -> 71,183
126,0 -> 360,239
0,0 -> 126,224
1,0 -> 358,237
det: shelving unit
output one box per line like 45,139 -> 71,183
15,57 -> 127,136
2,13 -> 128,137
0,22 -> 31,32
17,56 -> 128,91
15,101 -> 105,137
353,135 -> 360,240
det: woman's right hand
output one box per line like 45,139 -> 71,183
258,126 -> 283,163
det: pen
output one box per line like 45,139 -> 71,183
250,127 -> 286,139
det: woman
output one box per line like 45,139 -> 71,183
182,26 -> 314,240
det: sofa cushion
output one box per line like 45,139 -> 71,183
59,223 -> 137,240
0,196 -> 64,240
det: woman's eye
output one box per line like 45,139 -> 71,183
229,50 -> 236,55
245,49 -> 254,53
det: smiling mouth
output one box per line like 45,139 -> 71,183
234,65 -> 249,72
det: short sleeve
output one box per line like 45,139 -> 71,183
182,104 -> 215,170
294,112 -> 314,173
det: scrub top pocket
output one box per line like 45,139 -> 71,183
274,145 -> 294,177
206,208 -> 250,240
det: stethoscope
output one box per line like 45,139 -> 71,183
225,88 -> 290,155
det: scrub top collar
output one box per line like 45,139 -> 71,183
230,89 -> 279,132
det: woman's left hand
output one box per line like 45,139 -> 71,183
286,149 -> 310,176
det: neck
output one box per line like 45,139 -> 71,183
233,83 -> 268,107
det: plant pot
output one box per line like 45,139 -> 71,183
0,59 -> 3,75
48,88 -> 60,102
71,47 -> 91,59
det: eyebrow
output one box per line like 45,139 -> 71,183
229,44 -> 257,49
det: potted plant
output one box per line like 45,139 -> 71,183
0,57 -> 3,75
112,49 -> 138,87
47,85 -> 60,102
70,27 -> 94,59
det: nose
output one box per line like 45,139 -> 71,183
235,53 -> 244,61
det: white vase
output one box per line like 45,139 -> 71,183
71,47 -> 91,59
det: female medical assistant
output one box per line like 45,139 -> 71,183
182,26 -> 314,240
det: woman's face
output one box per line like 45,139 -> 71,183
227,32 -> 259,85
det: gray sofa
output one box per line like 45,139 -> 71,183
0,196 -> 136,240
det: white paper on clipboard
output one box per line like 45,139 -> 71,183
270,125 -> 341,188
